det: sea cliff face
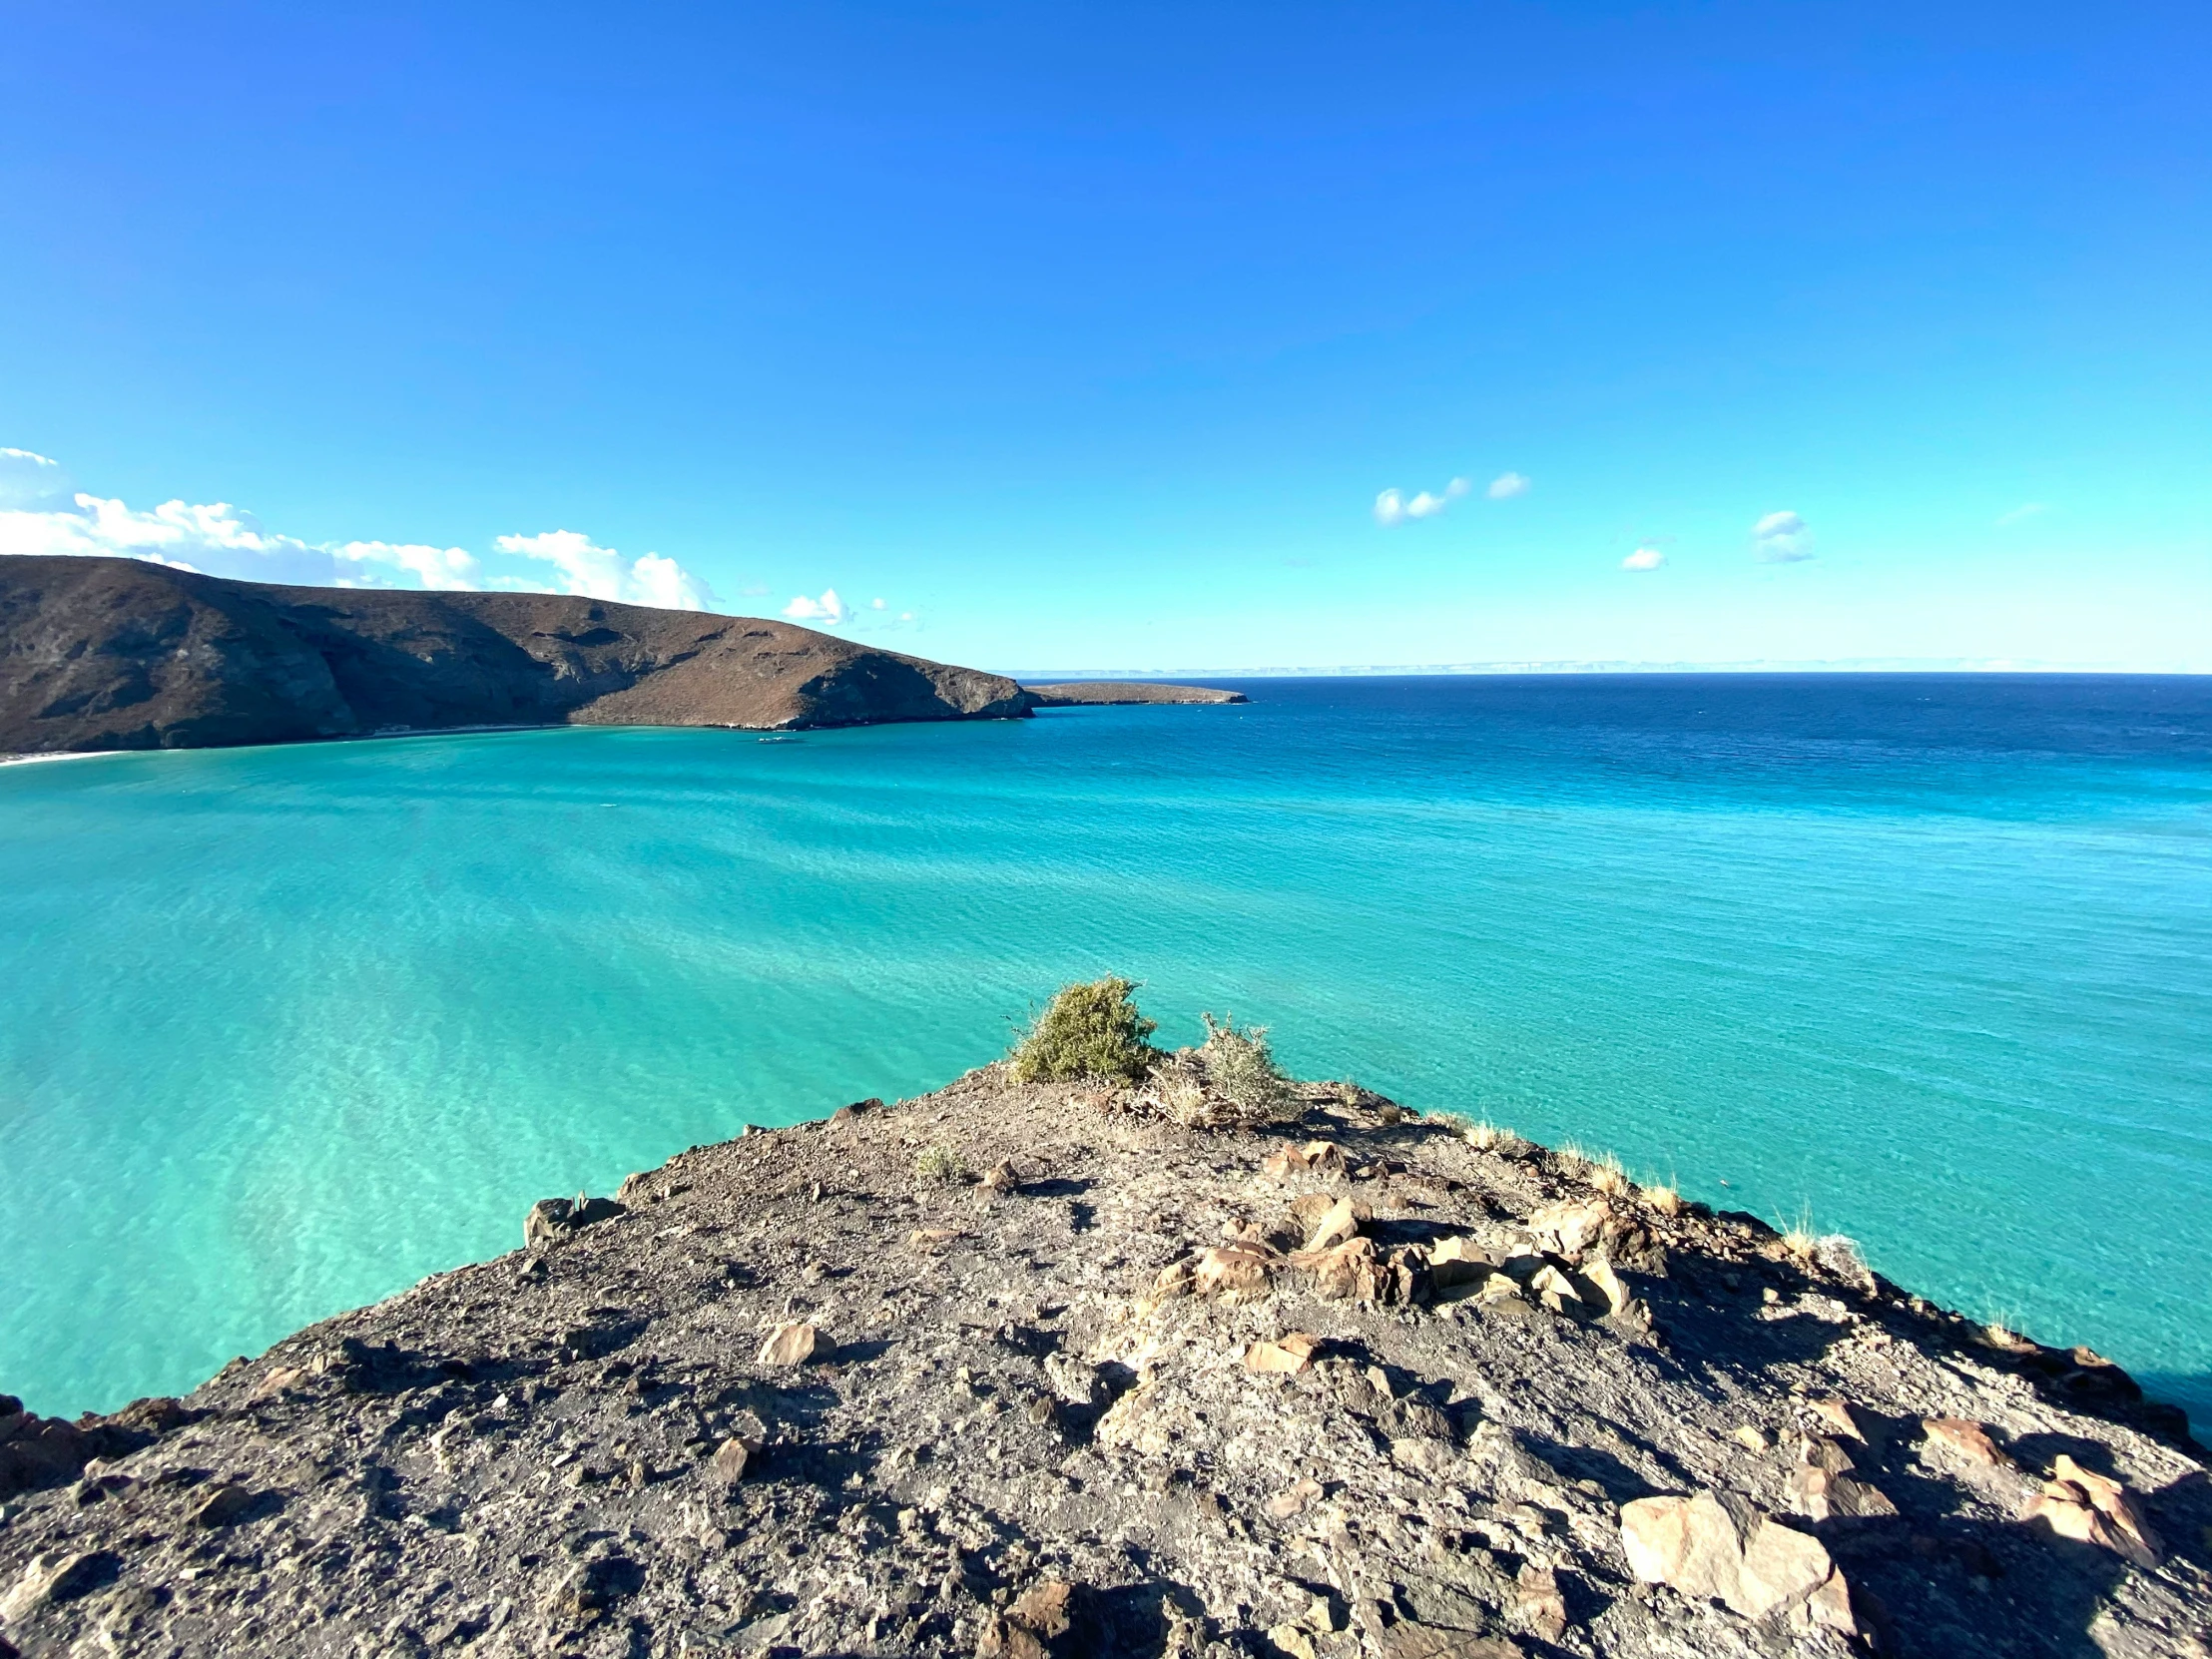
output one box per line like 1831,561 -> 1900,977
0,556 -> 1031,755
0,1065 -> 2203,1658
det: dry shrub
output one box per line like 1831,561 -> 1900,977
1196,1012 -> 1291,1123
1641,1182 -> 1683,1217
1590,1153 -> 1632,1197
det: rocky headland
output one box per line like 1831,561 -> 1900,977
1021,685 -> 1249,708
2,995 -> 2205,1659
0,557 -> 1032,756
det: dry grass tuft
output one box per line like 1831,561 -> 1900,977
1777,1202 -> 1819,1261
1467,1119 -> 1528,1157
913,1144 -> 969,1186
1641,1181 -> 1683,1217
1590,1152 -> 1633,1198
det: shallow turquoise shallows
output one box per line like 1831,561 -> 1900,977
2,674 -> 2207,1423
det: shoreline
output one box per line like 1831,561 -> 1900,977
2,1051 -> 2202,1656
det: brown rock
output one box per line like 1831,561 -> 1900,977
1426,1237 -> 1497,1291
1378,1624 -> 1523,1659
1263,1141 -> 1349,1181
1299,1196 -> 1362,1253
1808,1396 -> 1868,1442
1008,1580 -> 1073,1639
1526,1197 -> 1610,1260
1290,1236 -> 1389,1302
2049,1455 -> 2162,1566
1921,1417 -> 2011,1467
1513,1563 -> 1567,1642
755,1322 -> 817,1368
1576,1253 -> 1642,1321
708,1436 -> 758,1483
980,1161 -> 1021,1194
1266,1477 -> 1324,1519
249,1366 -> 308,1402
0,1551 -> 116,1623
1244,1334 -> 1322,1375
908,1228 -> 966,1252
1193,1242 -> 1279,1300
1786,1464 -> 1899,1521
1620,1491 -> 1853,1632
189,1481 -> 254,1527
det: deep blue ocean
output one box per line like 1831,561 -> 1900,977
2,674 -> 2207,1423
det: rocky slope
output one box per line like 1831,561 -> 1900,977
0,556 -> 1030,755
2,1070 -> 2207,1659
1023,684 -> 1249,707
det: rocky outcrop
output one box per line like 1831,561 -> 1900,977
0,1069 -> 2205,1658
0,556 -> 1031,755
1022,681 -> 1248,707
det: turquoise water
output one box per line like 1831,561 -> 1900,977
2,675 -> 2208,1423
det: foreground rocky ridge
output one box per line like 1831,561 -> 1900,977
0,556 -> 1030,754
3,1071 -> 2208,1659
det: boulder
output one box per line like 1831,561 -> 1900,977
1377,1624 -> 1523,1659
0,1411 -> 88,1499
524,1194 -> 626,1250
1785,1464 -> 1898,1521
978,1578 -> 1075,1657
755,1322 -> 817,1368
1808,1397 -> 1868,1442
1921,1417 -> 2011,1468
2021,1455 -> 2162,1567
708,1437 -> 757,1483
189,1481 -> 254,1527
1245,1334 -> 1322,1376
1620,1491 -> 1855,1633
1526,1197 -> 1609,1261
1192,1242 -> 1278,1300
1266,1476 -> 1324,1519
1263,1141 -> 1349,1181
1300,1196 -> 1363,1253
0,1550 -> 120,1623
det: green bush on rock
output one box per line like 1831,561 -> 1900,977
1008,976 -> 1159,1083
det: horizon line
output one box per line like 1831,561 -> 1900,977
1002,657 -> 2210,681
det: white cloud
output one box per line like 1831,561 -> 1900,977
1487,471 -> 1530,500
0,487 -> 482,590
784,588 -> 849,625
1375,476 -> 1470,526
0,448 -> 70,511
1621,546 -> 1666,571
0,448 -> 720,608
1753,509 -> 1813,562
492,530 -> 712,610
1996,501 -> 2047,526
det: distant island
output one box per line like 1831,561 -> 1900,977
1024,681 -> 1248,707
0,557 -> 1244,757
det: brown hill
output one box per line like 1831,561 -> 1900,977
0,556 -> 1030,755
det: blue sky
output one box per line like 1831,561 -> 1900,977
2,1 -> 2207,671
